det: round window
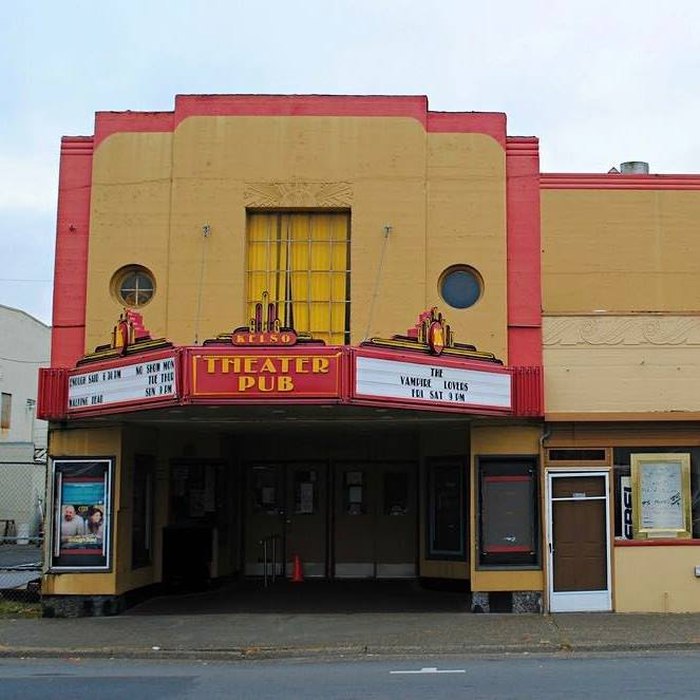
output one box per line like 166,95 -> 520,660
439,265 -> 482,309
111,266 -> 155,307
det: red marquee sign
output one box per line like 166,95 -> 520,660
188,347 -> 344,400
37,304 -> 543,419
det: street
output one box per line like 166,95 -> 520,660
0,651 -> 698,699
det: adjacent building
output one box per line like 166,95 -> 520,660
0,304 -> 49,541
37,95 -> 700,616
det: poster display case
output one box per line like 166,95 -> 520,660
631,453 -> 692,539
51,458 -> 113,571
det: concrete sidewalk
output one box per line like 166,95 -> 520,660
1,609 -> 700,660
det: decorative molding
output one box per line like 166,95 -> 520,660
544,316 -> 700,347
541,173 -> 700,190
506,136 -> 539,158
244,182 -> 353,208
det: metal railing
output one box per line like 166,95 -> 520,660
259,534 -> 282,587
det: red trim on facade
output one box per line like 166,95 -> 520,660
94,95 -> 428,147
92,95 -> 508,148
37,367 -> 69,420
426,112 -> 506,147
51,137 -> 93,368
615,539 -> 700,547
173,93 -> 429,125
541,173 -> 700,190
512,366 -> 543,416
483,475 -> 531,482
483,545 -> 532,553
506,137 -> 543,371
94,111 -> 174,147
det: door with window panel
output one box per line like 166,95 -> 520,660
244,462 -> 328,578
333,462 -> 417,578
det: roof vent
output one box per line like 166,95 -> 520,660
620,161 -> 649,174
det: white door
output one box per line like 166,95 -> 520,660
547,471 -> 611,612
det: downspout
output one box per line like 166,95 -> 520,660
540,424 -> 551,613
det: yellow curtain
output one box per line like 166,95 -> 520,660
246,212 -> 349,344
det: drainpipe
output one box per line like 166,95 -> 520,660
540,424 -> 551,614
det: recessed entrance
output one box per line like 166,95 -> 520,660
244,461 -> 417,579
547,471 -> 611,612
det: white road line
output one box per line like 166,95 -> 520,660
390,667 -> 466,675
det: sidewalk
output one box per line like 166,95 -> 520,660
2,606 -> 700,660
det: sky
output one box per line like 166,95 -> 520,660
2,0 -> 700,326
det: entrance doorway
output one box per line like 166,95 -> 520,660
244,461 -> 417,579
244,462 -> 328,577
547,471 -> 611,612
333,462 -> 417,578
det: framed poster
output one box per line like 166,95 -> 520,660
51,458 -> 113,571
631,453 -> 692,539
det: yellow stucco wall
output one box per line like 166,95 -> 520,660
45,425 -> 235,597
469,425 -> 544,592
544,314 -> 700,413
43,427 -> 122,596
614,544 -> 700,612
85,116 -> 507,362
542,190 -> 700,313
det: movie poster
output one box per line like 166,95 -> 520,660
51,459 -> 113,571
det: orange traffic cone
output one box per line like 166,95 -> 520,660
291,553 -> 304,583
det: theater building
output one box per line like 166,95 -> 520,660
37,95 -> 700,616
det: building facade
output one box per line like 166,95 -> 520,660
0,304 -> 49,542
37,95 -> 700,616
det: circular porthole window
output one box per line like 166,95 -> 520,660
111,265 -> 155,308
439,265 -> 483,309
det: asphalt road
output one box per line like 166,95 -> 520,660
0,651 -> 698,699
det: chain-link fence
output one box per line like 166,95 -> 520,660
0,462 -> 46,603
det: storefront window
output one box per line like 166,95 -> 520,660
170,460 -> 220,523
613,447 -> 700,539
478,457 -> 538,568
427,458 -> 466,559
384,471 -> 409,516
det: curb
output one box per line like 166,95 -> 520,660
1,641 -> 700,661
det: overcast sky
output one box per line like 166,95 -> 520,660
2,0 -> 699,325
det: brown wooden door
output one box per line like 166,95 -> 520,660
549,473 -> 611,612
